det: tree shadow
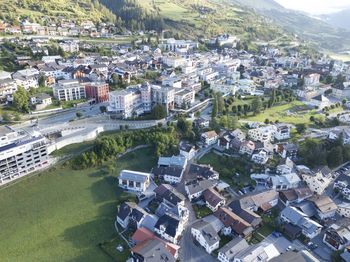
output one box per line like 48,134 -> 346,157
89,176 -> 116,204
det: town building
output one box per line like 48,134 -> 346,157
301,166 -> 333,195
84,82 -> 109,103
191,220 -> 220,254
0,126 -> 49,183
118,170 -> 151,192
53,79 -> 86,101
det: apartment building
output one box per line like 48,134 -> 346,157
84,82 -> 109,103
108,84 -> 152,119
0,126 -> 49,183
53,79 -> 86,101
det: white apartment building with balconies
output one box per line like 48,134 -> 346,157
53,79 -> 86,101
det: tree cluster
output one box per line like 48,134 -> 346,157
72,127 -> 178,169
299,137 -> 350,168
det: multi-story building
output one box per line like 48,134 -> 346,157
301,166 -> 333,195
53,79 -> 86,101
151,85 -> 175,113
84,82 -> 109,103
12,68 -> 39,90
0,126 -> 49,183
108,84 -> 152,119
0,71 -> 17,99
174,89 -> 195,109
248,125 -> 277,143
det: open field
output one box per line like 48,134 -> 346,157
244,101 -> 319,125
0,147 -> 157,262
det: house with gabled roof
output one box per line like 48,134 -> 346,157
191,220 -> 220,254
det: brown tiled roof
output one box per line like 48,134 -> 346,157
214,207 -> 253,236
203,187 -> 225,208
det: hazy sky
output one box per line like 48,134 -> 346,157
275,0 -> 350,14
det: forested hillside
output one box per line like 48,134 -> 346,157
0,0 -> 117,24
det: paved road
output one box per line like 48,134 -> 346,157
179,222 -> 218,262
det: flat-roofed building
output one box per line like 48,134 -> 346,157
0,126 -> 49,183
53,79 -> 86,101
84,82 -> 109,103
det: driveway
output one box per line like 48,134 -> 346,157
309,234 -> 332,262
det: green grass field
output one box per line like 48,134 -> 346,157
244,101 -> 319,125
0,147 -> 157,262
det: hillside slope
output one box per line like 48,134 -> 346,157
0,0 -> 117,24
100,0 -> 287,41
230,0 -> 350,51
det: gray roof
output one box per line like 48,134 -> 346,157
192,220 -> 220,247
132,239 -> 175,262
186,179 -> 218,196
270,251 -> 307,262
218,237 -> 249,260
119,170 -> 150,183
158,155 -> 187,168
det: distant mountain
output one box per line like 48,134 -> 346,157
230,0 -> 350,51
232,0 -> 284,10
319,9 -> 350,30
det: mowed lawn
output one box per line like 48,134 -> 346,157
0,147 -> 157,262
244,101 -> 318,125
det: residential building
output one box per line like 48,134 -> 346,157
174,89 -> 195,109
131,238 -> 175,262
279,187 -> 313,206
30,93 -> 52,110
0,70 -> 17,99
301,166 -> 333,195
248,125 -> 277,143
154,214 -> 184,244
152,166 -> 184,184
53,79 -> 86,101
191,220 -> 220,254
108,84 -> 152,119
228,200 -> 262,229
337,202 -> 350,218
188,164 -> 219,180
280,206 -> 323,239
304,73 -> 320,86
185,179 -> 218,201
12,68 -> 39,89
251,149 -> 269,165
131,227 -> 180,259
116,201 -> 148,229
239,140 -> 255,156
217,237 -> 249,262
159,38 -> 198,53
151,85 -> 175,113
239,190 -> 279,212
193,117 -> 210,129
233,243 -> 280,262
118,170 -> 151,192
269,173 -> 301,191
214,207 -> 254,237
179,142 -> 197,160
203,187 -> 226,211
323,220 -> 350,251
0,126 -> 48,183
158,155 -> 187,169
309,195 -> 337,220
275,125 -> 291,141
201,131 -> 219,146
84,82 -> 109,103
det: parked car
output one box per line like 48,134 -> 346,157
272,231 -> 282,238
